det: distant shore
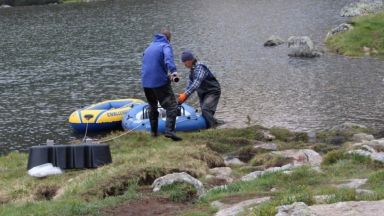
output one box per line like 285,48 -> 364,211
0,0 -> 100,7
326,11 -> 384,60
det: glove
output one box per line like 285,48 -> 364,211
178,93 -> 188,104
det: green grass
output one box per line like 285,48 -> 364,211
1,125 -> 384,216
326,11 -> 384,59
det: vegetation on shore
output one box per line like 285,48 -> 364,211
1,125 -> 384,216
326,11 -> 384,60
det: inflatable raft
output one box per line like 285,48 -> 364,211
122,103 -> 207,133
69,99 -> 144,132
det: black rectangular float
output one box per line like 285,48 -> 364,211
27,144 -> 112,169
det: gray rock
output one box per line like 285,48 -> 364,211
337,178 -> 368,189
152,172 -> 205,196
309,199 -> 384,216
276,202 -> 318,216
263,130 -> 276,141
241,164 -> 296,181
211,200 -> 226,209
287,36 -> 321,58
224,157 -> 245,166
353,133 -> 374,143
209,167 -> 233,183
340,0 -> 383,17
348,149 -> 384,162
264,35 -> 285,47
254,142 -> 278,151
215,197 -> 270,216
326,23 -> 354,39
272,149 -> 323,167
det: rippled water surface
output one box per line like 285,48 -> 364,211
1,0 -> 384,154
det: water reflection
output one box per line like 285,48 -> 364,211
1,0 -> 384,154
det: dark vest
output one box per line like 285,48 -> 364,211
191,64 -> 221,97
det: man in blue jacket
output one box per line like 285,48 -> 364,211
141,28 -> 182,141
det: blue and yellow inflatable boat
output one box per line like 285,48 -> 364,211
122,103 -> 207,133
69,99 -> 144,132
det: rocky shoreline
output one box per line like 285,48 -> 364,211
263,0 -> 384,59
2,123 -> 384,215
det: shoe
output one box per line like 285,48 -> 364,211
164,132 -> 182,141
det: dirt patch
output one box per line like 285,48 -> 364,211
102,196 -> 192,216
220,193 -> 265,205
34,184 -> 59,201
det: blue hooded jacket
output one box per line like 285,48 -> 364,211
141,34 -> 177,88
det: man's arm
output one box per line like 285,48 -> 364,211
184,64 -> 208,96
163,44 -> 177,73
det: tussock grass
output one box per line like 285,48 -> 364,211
1,125 -> 384,216
326,12 -> 384,59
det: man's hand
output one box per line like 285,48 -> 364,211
178,93 -> 188,104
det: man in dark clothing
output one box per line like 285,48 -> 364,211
178,50 -> 221,128
142,28 -> 182,141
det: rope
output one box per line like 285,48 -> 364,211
97,117 -> 192,143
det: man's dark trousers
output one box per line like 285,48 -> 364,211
144,83 -> 178,135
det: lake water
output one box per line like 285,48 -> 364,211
1,0 -> 384,155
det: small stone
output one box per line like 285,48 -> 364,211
224,157 -> 245,166
337,179 -> 368,189
211,200 -> 226,209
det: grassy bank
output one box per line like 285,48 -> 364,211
326,11 -> 384,59
1,125 -> 384,216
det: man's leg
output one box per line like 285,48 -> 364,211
144,88 -> 159,137
154,84 -> 182,141
200,92 -> 220,128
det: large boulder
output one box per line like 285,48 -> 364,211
287,36 -> 321,58
152,172 -> 205,196
340,0 -> 383,17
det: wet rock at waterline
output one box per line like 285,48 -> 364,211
287,36 -> 321,58
325,23 -> 354,40
264,35 -> 285,47
152,172 -> 205,196
340,0 -> 383,17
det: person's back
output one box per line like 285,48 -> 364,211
142,34 -> 176,88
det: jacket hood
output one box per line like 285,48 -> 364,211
153,34 -> 169,43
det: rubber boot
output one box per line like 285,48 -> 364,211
164,118 -> 182,141
150,119 -> 158,137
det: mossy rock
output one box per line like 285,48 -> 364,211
250,153 -> 293,168
313,143 -> 341,154
236,145 -> 271,162
159,182 -> 197,202
269,127 -> 308,142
